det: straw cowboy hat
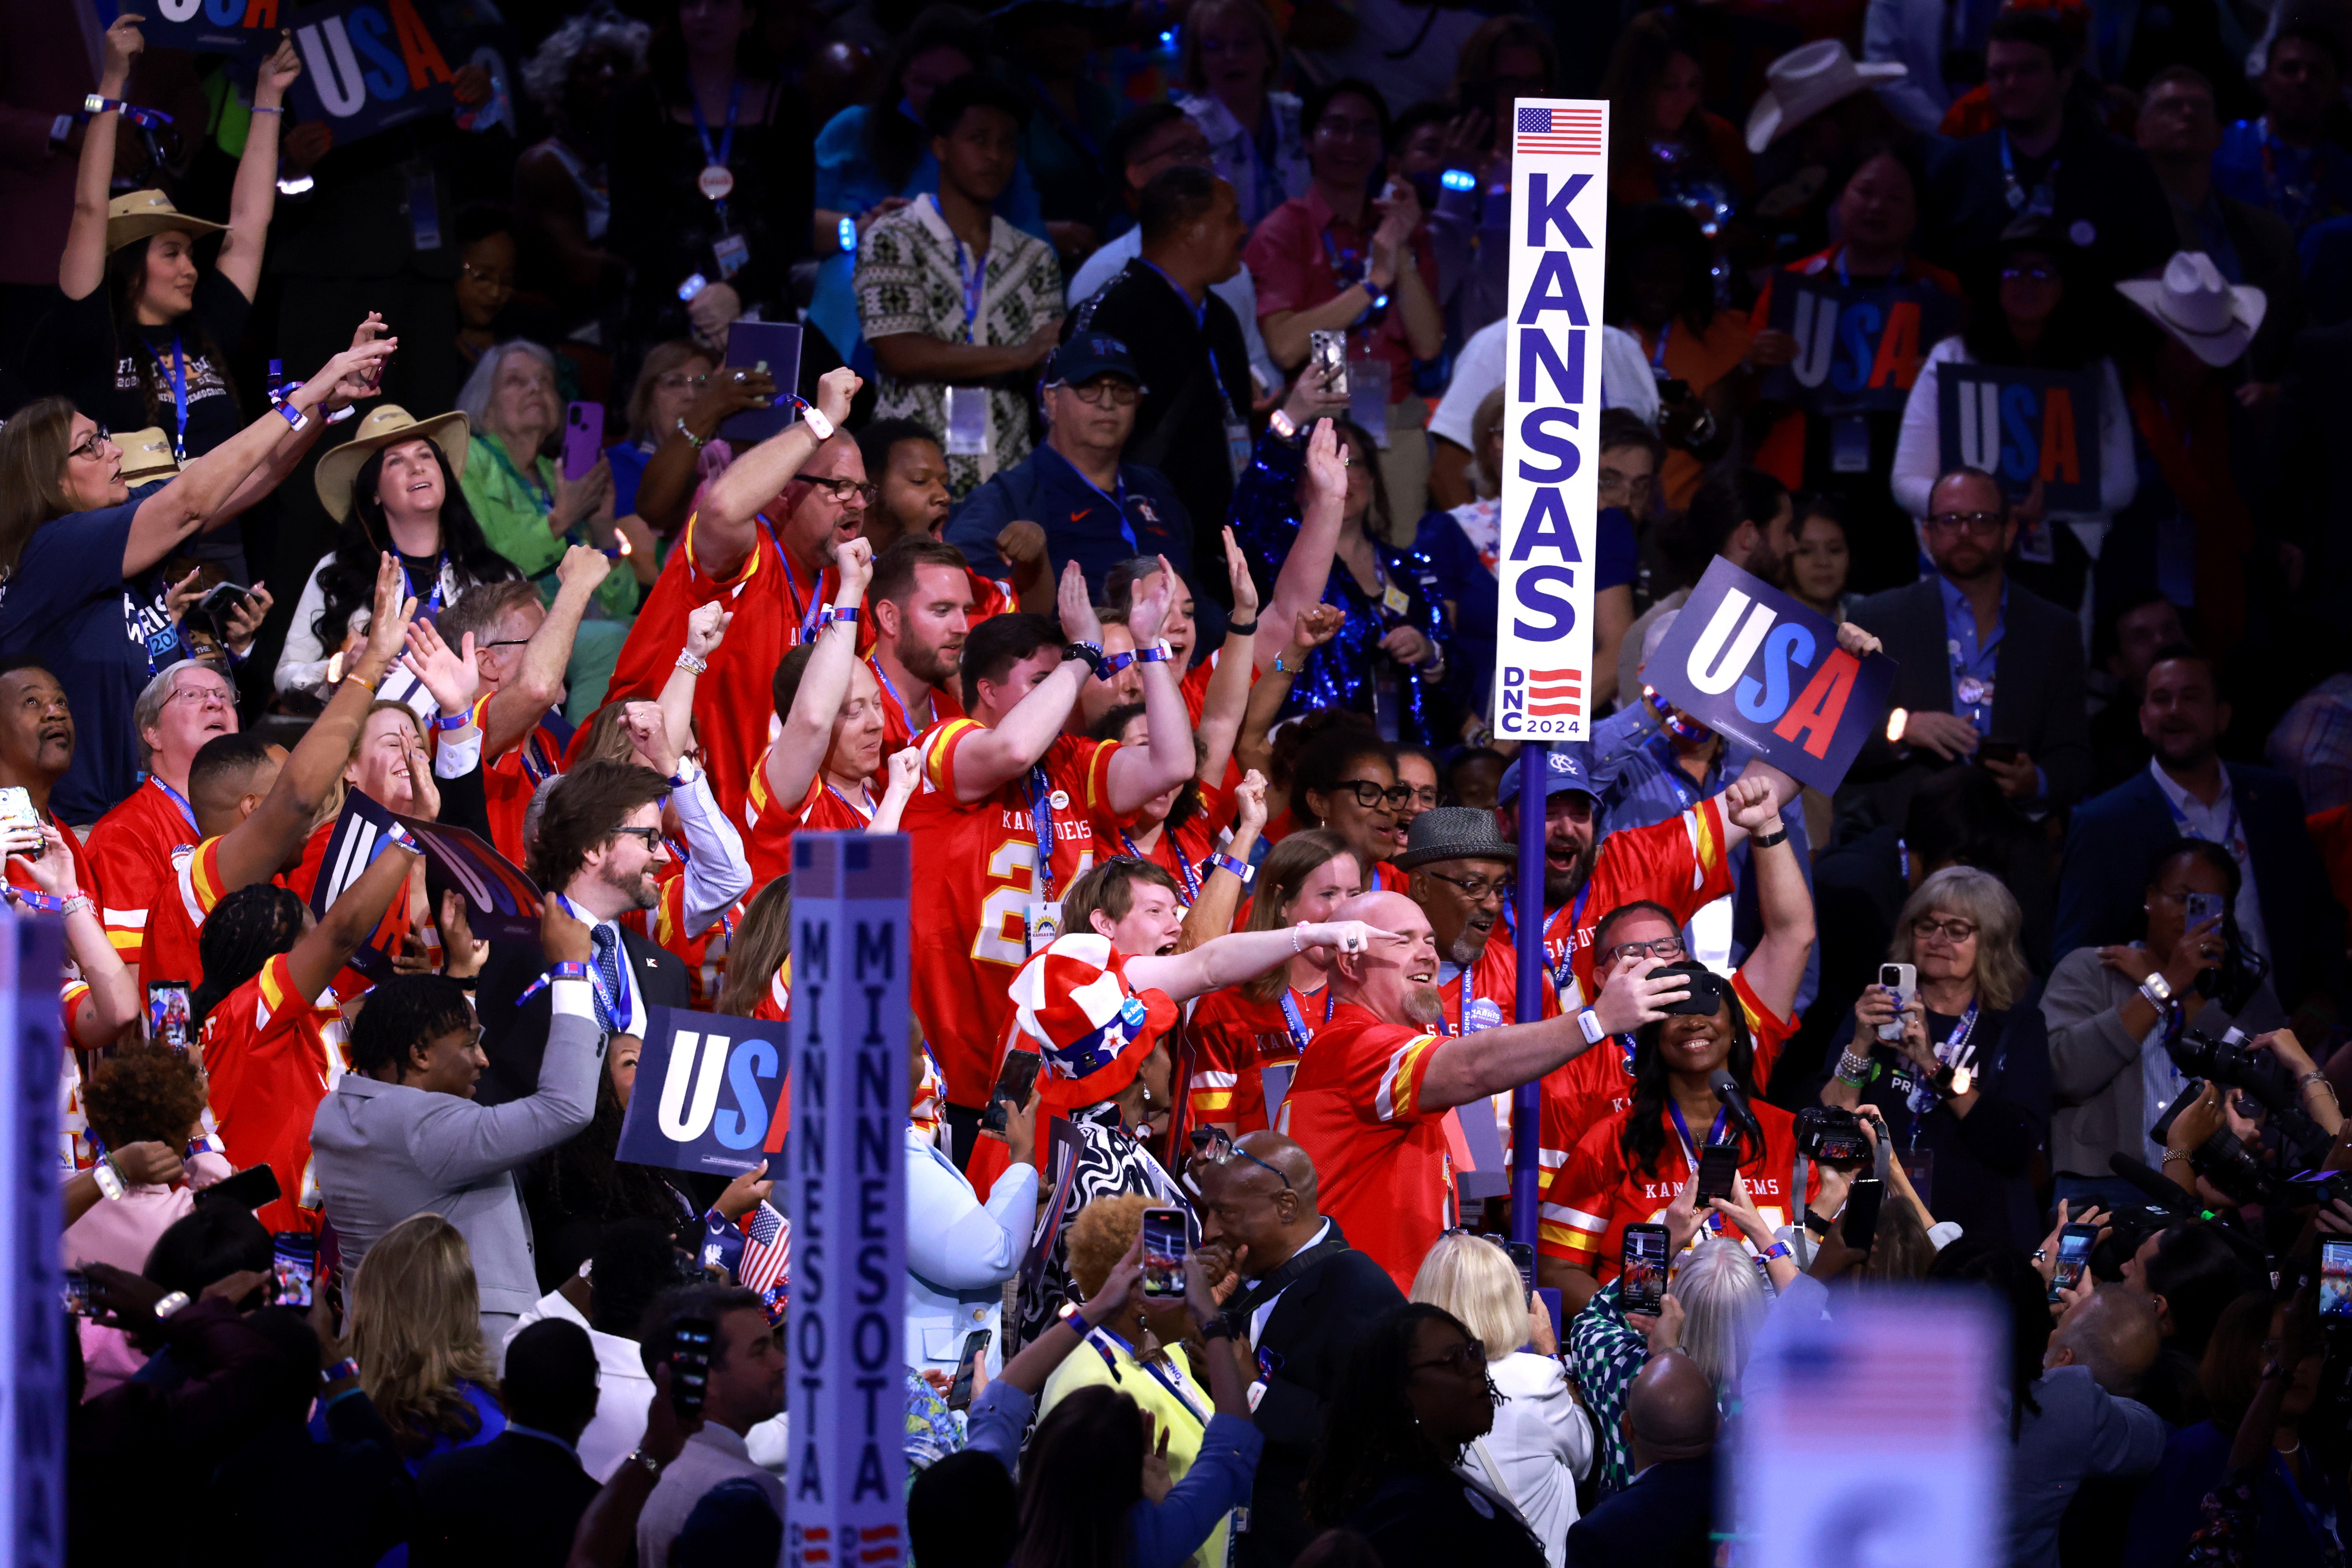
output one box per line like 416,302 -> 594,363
1744,40 -> 1907,153
105,189 -> 227,255
314,405 -> 471,521
2116,252 -> 2267,368
115,427 -> 180,486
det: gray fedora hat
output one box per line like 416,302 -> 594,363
1393,806 -> 1517,872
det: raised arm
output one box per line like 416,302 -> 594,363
283,829 -> 422,1004
207,316 -> 391,525
1193,531 -> 1259,786
763,539 -> 871,810
1256,419 -> 1348,671
127,335 -> 397,577
1127,916 -> 1387,1002
214,34 -> 299,301
659,601 -> 730,760
626,705 -> 749,936
480,545 -> 609,757
215,555 -> 413,892
1724,775 -> 1813,1021
1417,957 -> 1691,1111
695,367 -> 859,577
947,562 -> 1095,802
1102,557 -> 1198,817
1176,771 -> 1265,952
60,15 -> 142,300
12,824 -> 136,1045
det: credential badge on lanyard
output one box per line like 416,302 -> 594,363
944,204 -> 990,456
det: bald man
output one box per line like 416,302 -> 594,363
1194,1130 -> 1405,1568
1275,889 -> 1687,1290
2012,1284 -> 2165,1568
1566,1350 -> 1719,1568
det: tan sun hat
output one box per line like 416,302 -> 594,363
105,189 -> 229,255
116,427 -> 181,486
314,405 -> 472,521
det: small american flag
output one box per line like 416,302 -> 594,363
1526,667 -> 1584,718
1515,106 -> 1604,156
739,1200 -> 791,1297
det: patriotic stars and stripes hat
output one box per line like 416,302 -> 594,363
1012,932 -> 1180,1114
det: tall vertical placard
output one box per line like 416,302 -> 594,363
785,834 -> 909,1568
1494,102 -> 1611,743
1,911 -> 65,1568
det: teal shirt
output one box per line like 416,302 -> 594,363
460,434 -> 638,621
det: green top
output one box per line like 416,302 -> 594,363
460,432 -> 638,621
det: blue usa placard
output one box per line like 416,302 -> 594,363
285,0 -> 459,142
126,0 -> 281,55
1935,364 -> 2102,512
1643,557 -> 1899,794
1759,271 -> 1960,415
615,1006 -> 784,1178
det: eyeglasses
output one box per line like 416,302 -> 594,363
1926,511 -> 2005,537
166,684 -> 234,711
1188,1126 -> 1292,1191
1424,870 -> 1505,904
1061,379 -> 1142,407
2000,265 -> 2056,284
460,263 -> 515,287
611,826 -> 665,853
1407,1337 -> 1488,1376
654,372 -> 708,393
1911,915 -> 1980,942
1402,785 -> 1440,810
1605,936 -> 1687,964
804,475 -> 878,507
67,426 -> 113,463
1334,779 -> 1414,809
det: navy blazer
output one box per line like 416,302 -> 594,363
1845,572 -> 2092,808
1566,1455 -> 1717,1568
2054,761 -> 2342,1009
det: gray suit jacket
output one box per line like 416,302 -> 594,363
2038,945 -> 2285,1178
310,986 -> 603,1318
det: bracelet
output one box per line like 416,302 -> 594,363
625,1448 -> 665,1477
2300,1071 -> 2338,1101
1209,851 -> 1255,887
82,94 -> 173,129
1225,618 -> 1258,637
383,821 -> 420,855
435,710 -> 472,731
274,397 -> 311,432
1835,1050 -> 1874,1086
1292,923 -> 1311,954
1762,1241 -> 1793,1263
249,103 -> 285,116
2162,1149 -> 2194,1165
1063,641 -> 1104,668
1273,652 -> 1295,675
1750,824 -> 1788,849
789,396 -> 835,441
1134,640 -> 1171,664
674,416 -> 709,451
675,651 -> 708,675
1576,1007 -> 1606,1045
517,961 -> 593,1002
820,606 -> 858,631
668,760 -> 701,790
151,1290 -> 191,1321
1200,1315 -> 1236,1343
92,1158 -> 126,1202
1064,1310 -> 1093,1338
1803,1210 -> 1833,1237
322,1357 -> 359,1384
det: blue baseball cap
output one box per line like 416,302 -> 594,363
1047,332 -> 1145,391
1496,744 -> 1601,808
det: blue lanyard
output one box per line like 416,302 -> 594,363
153,778 -> 198,835
554,894 -> 635,1031
410,553 -> 448,617
690,80 -> 741,223
765,519 -> 824,641
485,439 -> 554,520
1085,1324 -> 1209,1420
1140,259 -> 1240,423
1666,1100 -> 1731,1167
869,655 -> 931,736
1027,767 -> 1057,897
934,195 -> 986,343
1834,247 -> 1902,287
142,336 -> 190,460
2159,784 -> 2246,864
1648,321 -> 1671,373
1120,827 -> 1200,902
1059,452 -> 1138,552
1997,129 -> 2058,212
1275,986 -> 1323,1054
1904,997 -> 1980,1142
1502,882 -> 1591,999
826,781 -> 877,822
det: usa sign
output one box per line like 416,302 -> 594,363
287,0 -> 459,141
1759,272 -> 1959,414
1644,558 -> 1899,794
132,0 -> 281,55
615,1006 -> 784,1178
1935,365 -> 2103,513
1493,101 -> 1610,742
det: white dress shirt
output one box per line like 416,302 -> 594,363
2147,757 -> 2269,965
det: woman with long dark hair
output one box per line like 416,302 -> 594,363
276,406 -> 524,703
1303,1302 -> 1546,1566
38,18 -> 301,583
807,5 -> 1050,371
1604,201 -> 1747,509
1601,13 -> 1751,216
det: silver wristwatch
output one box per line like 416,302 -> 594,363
2138,971 -> 2174,1010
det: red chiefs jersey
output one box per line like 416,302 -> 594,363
903,722 -> 1119,1106
85,777 -> 192,965
600,511 -> 839,824
620,850 -> 749,1011
472,694 -> 569,871
1510,799 -> 1736,1005
1543,1093 -> 1817,1279
750,954 -> 791,1022
1276,1000 -> 1456,1292
198,952 -> 348,1234
869,655 -> 967,764
741,751 -> 877,887
143,836 -> 242,989
824,563 -> 1013,660
285,817 -> 422,1002
1183,980 -> 1327,1132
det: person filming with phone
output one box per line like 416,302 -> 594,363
1816,866 -> 2053,1254
2042,839 -> 2288,1217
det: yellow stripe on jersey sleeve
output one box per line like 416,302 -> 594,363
1376,1033 -> 1443,1123
923,719 -> 982,793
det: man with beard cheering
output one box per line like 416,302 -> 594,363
1397,807 -> 1557,1032
1278,888 -> 1690,1290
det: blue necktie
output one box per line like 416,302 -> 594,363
591,924 -> 626,1032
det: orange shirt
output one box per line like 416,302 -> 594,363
198,952 -> 347,1234
1629,314 -> 1755,509
741,752 -> 878,887
85,777 -> 192,965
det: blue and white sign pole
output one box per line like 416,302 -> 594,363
2,911 -> 67,1567
1496,100 -> 1610,1246
785,833 -> 909,1568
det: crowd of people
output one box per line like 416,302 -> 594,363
18,0 -> 2352,1562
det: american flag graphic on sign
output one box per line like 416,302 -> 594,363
740,1199 -> 791,1296
1515,106 -> 1604,156
1525,668 -> 1584,718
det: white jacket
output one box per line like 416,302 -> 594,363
1460,1351 -> 1595,1568
1891,337 -> 2138,526
905,1125 -> 1036,1377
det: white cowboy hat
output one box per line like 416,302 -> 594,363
313,404 -> 472,521
2116,252 -> 2267,368
105,189 -> 228,255
1744,40 -> 1907,153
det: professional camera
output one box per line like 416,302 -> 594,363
1794,1106 -> 1871,1166
2169,1027 -> 2301,1115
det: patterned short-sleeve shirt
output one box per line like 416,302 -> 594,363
854,196 -> 1063,498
